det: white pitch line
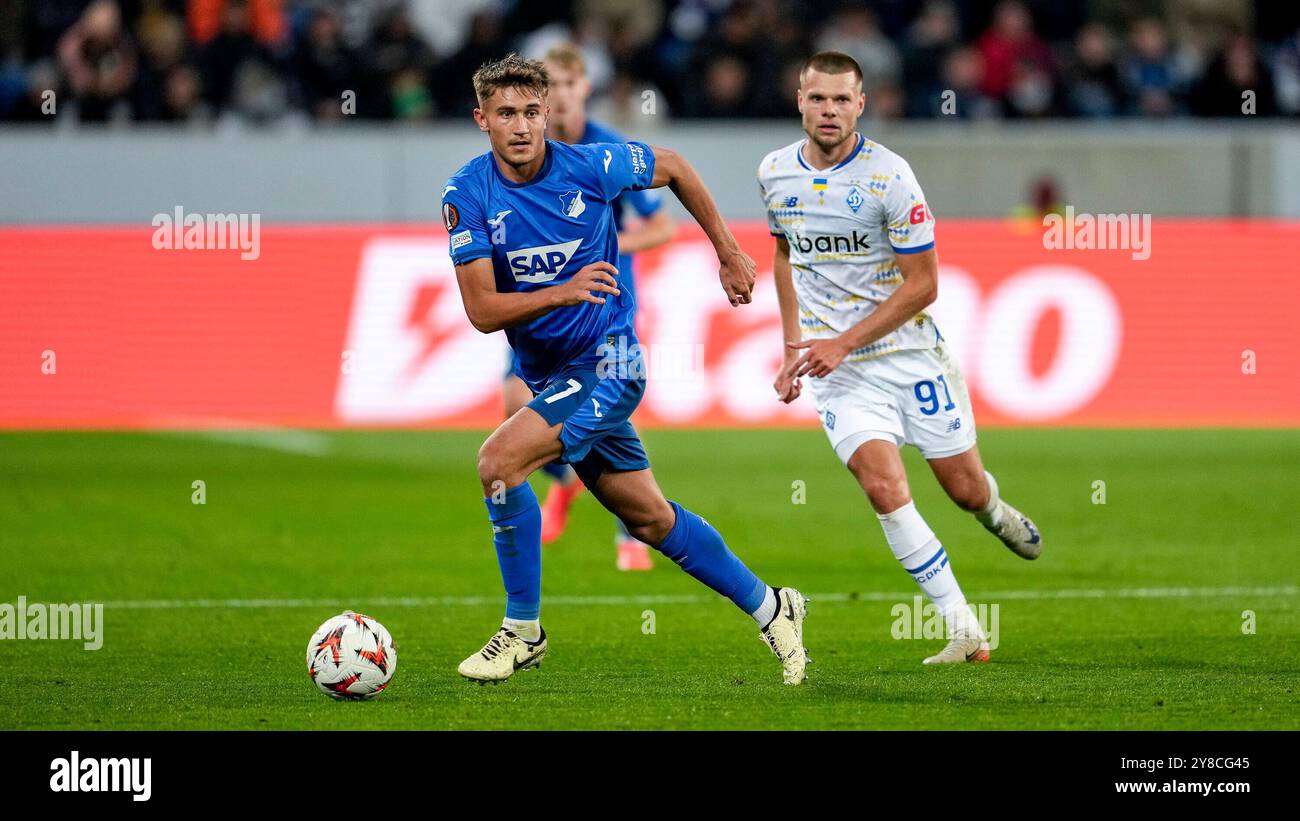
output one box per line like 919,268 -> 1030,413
153,423 -> 331,456
101,585 -> 1298,611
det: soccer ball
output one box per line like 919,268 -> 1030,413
306,612 -> 397,700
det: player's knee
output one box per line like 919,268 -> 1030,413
624,500 -> 674,546
477,442 -> 521,492
946,473 -> 990,512
858,473 -> 910,514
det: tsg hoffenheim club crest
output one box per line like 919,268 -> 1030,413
559,189 -> 586,219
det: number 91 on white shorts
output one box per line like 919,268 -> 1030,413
811,340 -> 978,464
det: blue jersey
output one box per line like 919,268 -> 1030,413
579,120 -> 664,295
443,139 -> 657,392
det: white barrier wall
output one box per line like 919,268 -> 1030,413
0,122 -> 1294,223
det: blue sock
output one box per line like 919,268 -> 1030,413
485,482 -> 542,621
654,501 -> 767,615
540,461 -> 574,483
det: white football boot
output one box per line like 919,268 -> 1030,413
760,587 -> 809,685
923,607 -> 990,665
978,474 -> 1042,560
458,627 -> 547,684
983,500 -> 1042,560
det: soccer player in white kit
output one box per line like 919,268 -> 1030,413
760,52 -> 1043,664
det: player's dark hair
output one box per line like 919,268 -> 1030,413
472,53 -> 550,105
799,51 -> 864,86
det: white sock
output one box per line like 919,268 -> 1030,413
502,617 -> 541,643
751,586 -> 778,627
944,603 -> 986,640
975,470 -> 1002,527
877,500 -> 969,618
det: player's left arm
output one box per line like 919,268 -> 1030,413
788,248 -> 938,378
648,145 -> 756,306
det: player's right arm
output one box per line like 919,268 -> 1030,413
444,174 -> 619,333
771,236 -> 802,403
454,258 -> 621,333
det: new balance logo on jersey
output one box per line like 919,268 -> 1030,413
507,238 -> 583,283
947,418 -> 962,432
790,231 -> 871,255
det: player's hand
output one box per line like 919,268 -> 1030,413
556,261 -> 620,306
788,337 -> 851,379
717,248 -> 757,306
773,355 -> 802,403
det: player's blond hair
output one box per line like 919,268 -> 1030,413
543,42 -> 586,76
472,53 -> 550,105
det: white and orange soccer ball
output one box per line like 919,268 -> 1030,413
306,612 -> 397,700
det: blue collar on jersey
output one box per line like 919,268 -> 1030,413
796,132 -> 864,172
491,141 -> 556,188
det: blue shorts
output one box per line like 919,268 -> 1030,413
527,363 -> 649,485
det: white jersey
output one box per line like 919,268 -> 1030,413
758,134 -> 939,362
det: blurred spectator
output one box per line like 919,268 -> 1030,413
1121,17 -> 1186,116
692,53 -> 752,118
1274,25 -> 1300,115
293,7 -> 359,120
435,10 -> 501,117
161,62 -> 210,123
866,81 -> 904,121
362,6 -> 435,119
132,10 -> 189,121
1191,34 -> 1277,116
24,0 -> 91,61
816,5 -> 900,95
939,45 -> 999,118
1,0 -> 26,63
2,0 -> 1298,125
1064,22 -> 1125,117
976,0 -> 1053,108
196,0 -> 282,118
902,0 -> 962,117
57,0 -> 138,122
3,60 -> 63,122
189,0 -> 285,47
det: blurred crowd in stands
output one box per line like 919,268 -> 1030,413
1,0 -> 1297,127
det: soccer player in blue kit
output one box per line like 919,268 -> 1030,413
443,54 -> 808,685
501,43 -> 676,572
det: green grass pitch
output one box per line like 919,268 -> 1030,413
1,428 -> 1297,730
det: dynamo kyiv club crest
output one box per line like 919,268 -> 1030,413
846,186 -> 864,214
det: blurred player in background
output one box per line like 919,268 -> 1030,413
445,55 -> 807,685
498,43 -> 675,572
761,51 -> 1043,665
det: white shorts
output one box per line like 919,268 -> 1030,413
810,341 -> 977,464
